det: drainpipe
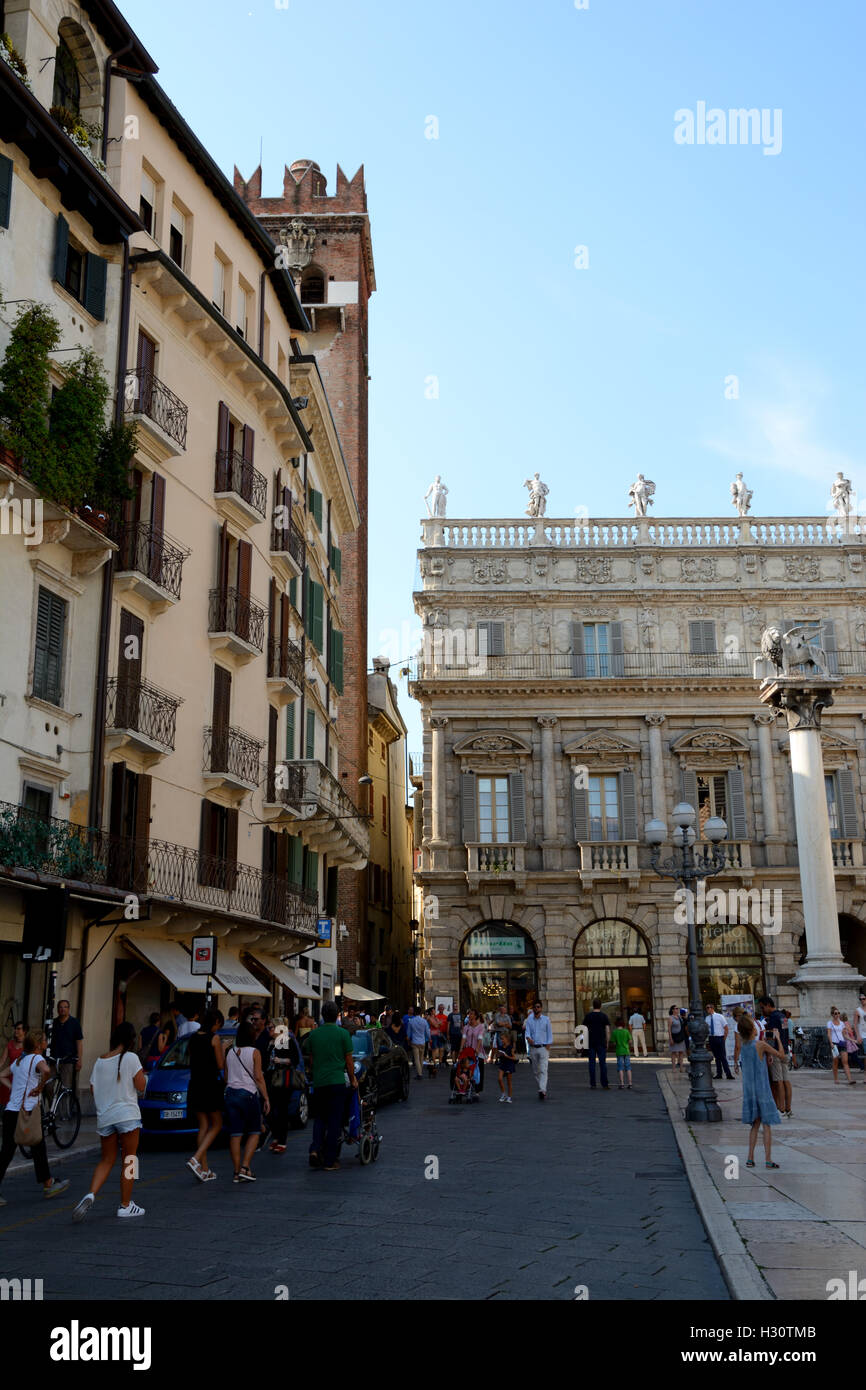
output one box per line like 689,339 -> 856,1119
101,41 -> 135,166
258,270 -> 266,358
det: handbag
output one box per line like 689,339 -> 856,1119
13,1057 -> 43,1146
845,1037 -> 858,1054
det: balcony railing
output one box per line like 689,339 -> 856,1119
265,760 -> 305,806
204,724 -> 264,787
208,586 -> 266,652
409,650 -> 866,683
467,843 -> 525,873
420,515 -> 866,550
106,678 -> 181,751
290,760 -> 370,860
214,449 -> 267,519
123,368 -> 188,450
0,800 -> 112,885
832,839 -> 865,870
271,515 -> 306,570
267,635 -> 304,688
579,841 -> 639,874
114,521 -> 188,601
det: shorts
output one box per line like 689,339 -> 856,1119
768,1057 -> 784,1082
616,1054 -> 632,1072
97,1119 -> 141,1137
430,1035 -> 446,1051
224,1086 -> 262,1138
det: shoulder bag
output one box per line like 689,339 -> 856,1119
14,1057 -> 43,1146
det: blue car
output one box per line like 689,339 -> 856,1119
139,1027 -> 310,1138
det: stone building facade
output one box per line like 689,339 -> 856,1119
410,510 -> 866,1051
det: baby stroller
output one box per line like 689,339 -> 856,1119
448,1047 -> 482,1104
336,1088 -> 382,1165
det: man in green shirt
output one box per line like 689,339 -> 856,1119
302,1001 -> 357,1170
611,1017 -> 633,1091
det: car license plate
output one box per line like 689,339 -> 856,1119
161,1108 -> 185,1120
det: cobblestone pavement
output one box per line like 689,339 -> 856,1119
0,1061 -> 728,1301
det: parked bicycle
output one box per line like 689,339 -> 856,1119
18,1056 -> 81,1156
791,1029 -> 832,1071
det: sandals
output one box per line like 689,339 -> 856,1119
187,1157 -> 204,1181
765,1161 -> 780,1169
746,1158 -> 755,1167
269,1142 -> 286,1154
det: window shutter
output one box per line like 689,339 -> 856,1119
84,253 -> 107,321
198,799 -> 212,867
133,773 -> 152,845
310,580 -> 324,653
212,666 -> 231,769
242,423 -> 255,469
689,621 -> 716,655
680,767 -> 699,812
305,709 -> 316,760
268,576 -> 277,661
308,487 -> 323,530
109,761 -> 127,840
236,538 -> 252,599
619,768 -> 637,840
289,575 -> 298,611
508,771 -> 526,842
330,544 -> 342,583
572,782 -> 589,842
118,608 -> 143,685
303,847 -> 319,894
326,865 -> 338,915
0,154 -> 13,230
330,628 -> 344,694
610,621 -> 625,677
267,704 -> 278,787
570,621 -> 586,678
837,768 -> 858,837
286,700 -> 296,760
287,833 -> 303,884
53,213 -> 69,284
822,619 -> 838,674
275,831 -> 289,878
280,593 -> 289,674
727,767 -> 747,840
34,587 -> 66,705
225,808 -> 239,892
460,772 -> 477,842
216,401 -> 230,477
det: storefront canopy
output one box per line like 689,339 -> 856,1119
247,952 -> 321,1001
341,982 -> 385,1003
212,949 -> 270,998
123,937 -> 211,993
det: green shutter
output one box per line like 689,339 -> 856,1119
307,486 -> 323,530
308,580 -> 323,653
287,833 -> 303,884
84,253 -> 107,321
0,154 -> 12,230
33,587 -> 66,706
303,847 -> 319,894
53,213 -> 69,284
305,709 -> 316,760
330,544 -> 342,583
286,700 -> 296,760
330,628 -> 344,694
289,575 -> 298,611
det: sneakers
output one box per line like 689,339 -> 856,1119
117,1201 -> 145,1219
499,1093 -> 508,1103
506,1096 -> 513,1104
72,1193 -> 95,1223
43,1178 -> 70,1200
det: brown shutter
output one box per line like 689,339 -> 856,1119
136,330 -> 156,415
225,807 -> 238,892
148,473 -> 166,582
198,800 -> 216,887
217,520 -> 230,597
242,424 -> 255,466
267,705 -> 277,800
109,761 -> 126,839
280,593 -> 289,675
236,539 -> 252,643
216,401 -> 230,489
268,576 -> 277,674
212,666 -> 231,770
132,772 -> 151,893
117,609 -> 143,729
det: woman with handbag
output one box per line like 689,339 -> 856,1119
267,1017 -> 300,1154
827,1007 -> 856,1085
0,1031 -> 70,1205
187,1009 -> 226,1181
224,1020 -> 270,1182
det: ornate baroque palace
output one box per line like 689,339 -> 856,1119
410,480 -> 866,1052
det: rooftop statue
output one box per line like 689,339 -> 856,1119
523,472 -> 549,518
424,475 -> 448,518
730,472 -> 753,517
830,472 -> 854,517
628,474 -> 655,517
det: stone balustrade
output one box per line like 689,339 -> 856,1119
420,516 -> 864,550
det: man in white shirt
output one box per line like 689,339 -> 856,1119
855,993 -> 866,1063
524,999 -> 553,1100
628,1009 -> 647,1058
705,1004 -> 733,1079
176,1009 -> 200,1040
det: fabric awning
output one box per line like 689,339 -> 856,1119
247,953 -> 321,1000
212,949 -> 270,997
123,937 -> 211,993
341,982 -> 385,1003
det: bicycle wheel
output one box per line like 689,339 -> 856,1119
52,1090 -> 81,1148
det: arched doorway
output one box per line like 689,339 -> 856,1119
838,915 -> 866,980
697,921 -> 765,1008
573,919 -> 656,1049
459,922 -> 538,1020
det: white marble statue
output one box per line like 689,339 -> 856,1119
123,371 -> 139,412
830,472 -> 854,517
424,475 -> 448,518
628,474 -> 655,516
522,471 -> 549,518
730,472 -> 753,516
760,624 -> 830,678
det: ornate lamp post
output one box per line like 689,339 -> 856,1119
645,803 -> 728,1122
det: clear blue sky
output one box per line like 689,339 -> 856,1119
121,0 -> 865,753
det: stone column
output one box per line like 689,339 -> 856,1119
644,714 -> 666,821
537,716 -> 561,870
429,717 -> 449,860
759,676 -> 865,1025
753,709 -> 785,865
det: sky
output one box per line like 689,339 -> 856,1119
120,0 -> 866,754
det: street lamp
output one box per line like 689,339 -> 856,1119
645,802 -> 728,1122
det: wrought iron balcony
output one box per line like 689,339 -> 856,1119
290,760 -> 369,867
123,368 -> 188,451
114,521 -> 188,602
106,678 -> 181,753
204,724 -> 264,791
208,586 -> 266,654
214,449 -> 267,520
267,635 -> 304,691
270,514 -> 306,574
0,799 -> 111,884
265,760 -> 305,807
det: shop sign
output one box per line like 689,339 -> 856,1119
464,934 -> 527,958
190,936 -> 217,976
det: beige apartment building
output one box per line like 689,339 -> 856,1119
410,508 -> 866,1051
364,659 -> 414,1007
0,0 -> 367,1079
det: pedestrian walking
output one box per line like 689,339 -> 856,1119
224,1021 -> 270,1183
426,1008 -> 446,1072
406,1009 -> 431,1079
146,1012 -> 175,1065
0,1021 -> 26,1109
496,1028 -> 516,1103
176,1008 -> 201,1040
295,1007 -> 315,1043
302,1000 -> 357,1172
386,1010 -> 408,1051
826,1007 -> 856,1085
186,1009 -> 226,1181
584,999 -> 611,1090
447,1005 -> 463,1062
611,1017 -> 632,1089
628,1007 -> 648,1058
0,1032 -> 70,1205
462,1009 -> 486,1091
49,998 -> 83,1093
524,999 -> 553,1099
72,1023 -> 145,1222
855,993 -> 866,1064
841,1014 -> 862,1077
492,1001 -> 512,1048
737,1013 -> 783,1169
267,1018 -> 303,1154
668,1006 -> 687,1069
137,1012 -> 160,1063
706,1004 -> 734,1080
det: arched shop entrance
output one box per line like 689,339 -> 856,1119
573,920 -> 656,1050
459,922 -> 538,1019
697,921 -> 765,1008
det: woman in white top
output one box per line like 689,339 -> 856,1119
0,1031 -> 70,1204
224,1019 -> 270,1183
826,1007 -> 856,1086
72,1021 -> 147,1222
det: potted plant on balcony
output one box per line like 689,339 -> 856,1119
0,33 -> 31,88
49,105 -> 105,170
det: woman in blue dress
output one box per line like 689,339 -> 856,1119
737,1013 -> 784,1168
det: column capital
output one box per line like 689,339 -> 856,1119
430,716 -> 450,729
644,713 -> 666,727
752,709 -> 777,726
759,677 -> 842,732
536,716 -> 559,729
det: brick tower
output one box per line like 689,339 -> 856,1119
235,160 -> 375,988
